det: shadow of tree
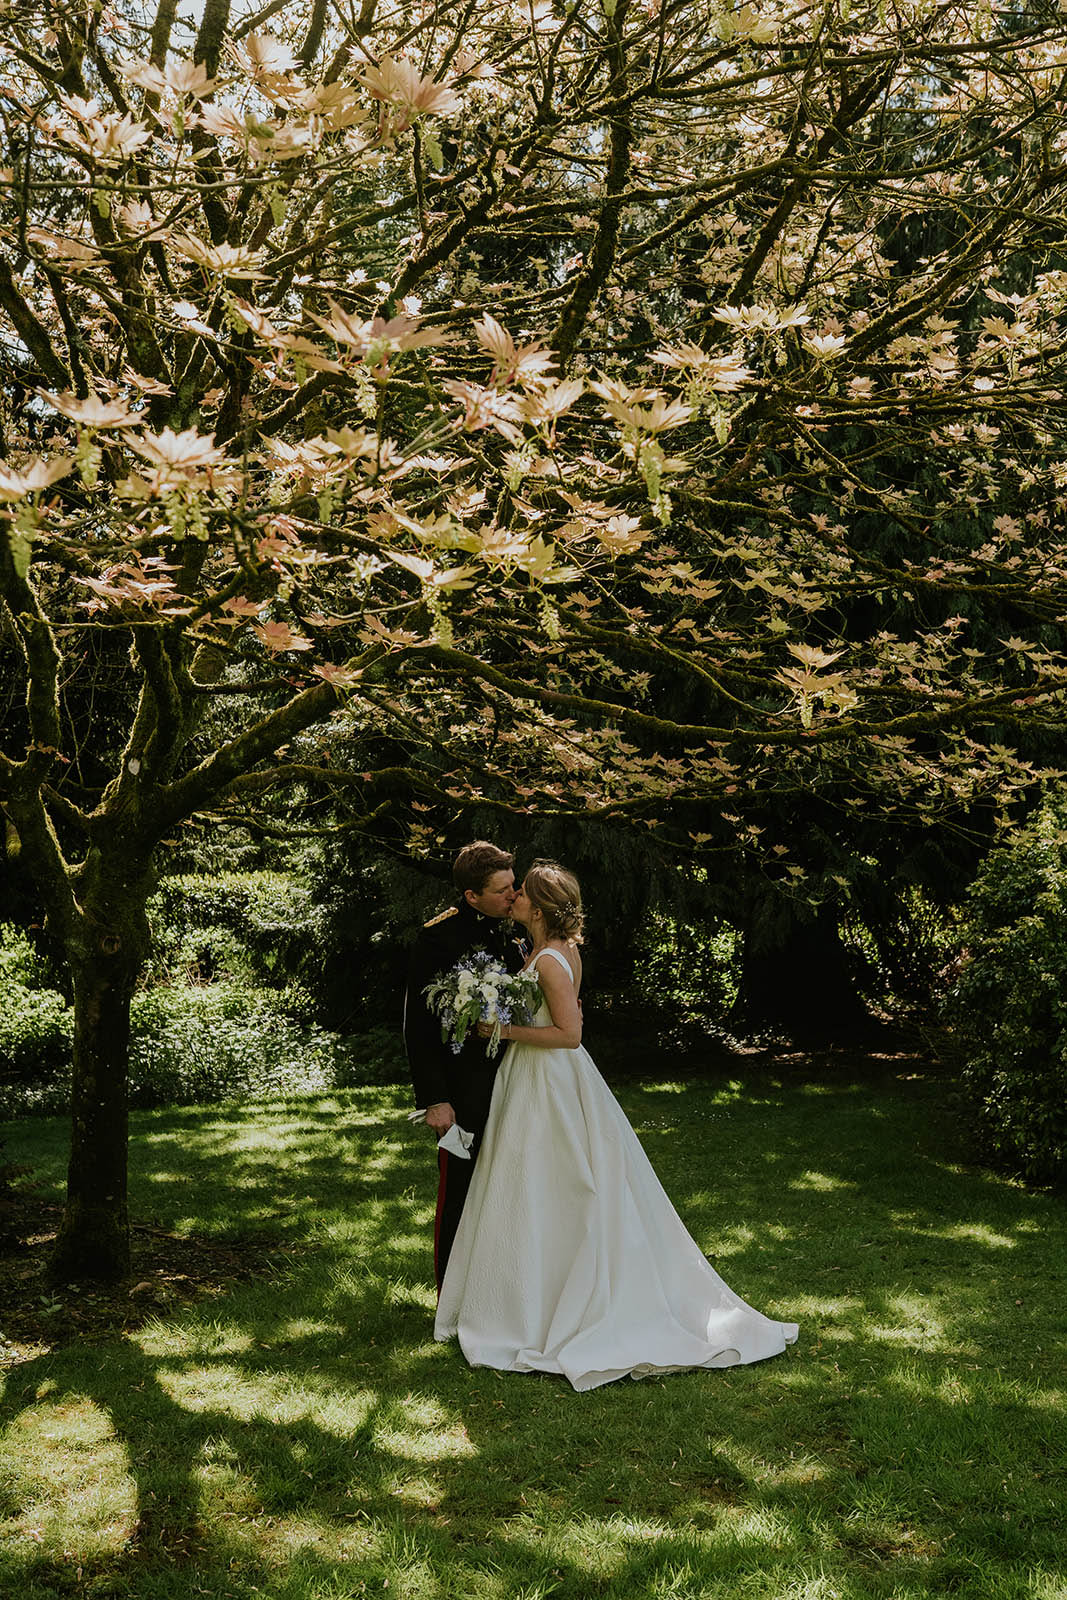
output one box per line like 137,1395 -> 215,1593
1,1066 -> 1065,1599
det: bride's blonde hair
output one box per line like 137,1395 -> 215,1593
524,860 -> 584,944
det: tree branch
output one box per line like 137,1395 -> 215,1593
0,258 -> 71,388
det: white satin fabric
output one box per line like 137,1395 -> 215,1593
434,947 -> 798,1391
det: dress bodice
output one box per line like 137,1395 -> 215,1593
528,946 -> 576,981
527,946 -> 576,1025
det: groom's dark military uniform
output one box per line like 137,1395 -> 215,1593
404,900 -> 527,1291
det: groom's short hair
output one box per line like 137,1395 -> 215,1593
453,841 -> 514,895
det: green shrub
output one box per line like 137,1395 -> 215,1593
0,922 -> 57,990
146,872 -> 324,989
632,911 -> 739,1029
0,888 -> 406,1116
0,984 -> 72,1073
128,982 -> 347,1107
0,925 -> 74,1116
944,799 -> 1067,1184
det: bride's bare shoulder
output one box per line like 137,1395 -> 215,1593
547,939 -> 581,985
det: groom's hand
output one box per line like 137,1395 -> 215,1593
425,1102 -> 456,1133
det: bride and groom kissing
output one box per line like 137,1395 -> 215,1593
404,840 -> 798,1393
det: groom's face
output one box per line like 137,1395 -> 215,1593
465,868 -> 516,919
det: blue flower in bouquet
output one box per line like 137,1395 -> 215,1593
424,953 -> 541,1056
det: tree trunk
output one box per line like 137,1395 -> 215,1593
729,899 -> 872,1042
49,861 -> 151,1283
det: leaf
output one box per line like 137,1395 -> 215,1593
389,551 -> 436,580
131,428 -> 225,471
0,456 -> 75,502
475,313 -> 516,368
432,565 -> 478,590
422,127 -> 444,170
7,525 -> 33,580
786,642 -> 845,670
232,32 -> 300,84
253,621 -> 312,653
357,57 -> 461,126
170,233 -> 267,280
36,390 -> 139,429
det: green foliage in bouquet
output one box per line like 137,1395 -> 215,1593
424,955 -> 542,1056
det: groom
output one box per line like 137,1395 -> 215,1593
404,840 -> 528,1292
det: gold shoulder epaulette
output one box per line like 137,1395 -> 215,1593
424,906 -> 459,928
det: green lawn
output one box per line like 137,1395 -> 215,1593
1,1057 -> 1065,1600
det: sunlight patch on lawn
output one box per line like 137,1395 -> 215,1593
528,1493 -> 801,1565
706,1504 -> 803,1553
763,1290 -> 862,1324
933,1221 -> 1018,1249
639,1079 -> 747,1106
223,1122 -> 326,1152
0,1397 -> 137,1562
358,1145 -> 415,1180
327,1264 -> 436,1310
776,1575 -> 849,1600
789,1171 -> 858,1193
155,1363 -> 379,1433
390,1473 -> 444,1509
547,1509 -> 674,1547
373,1395 -> 477,1462
702,1223 -> 760,1257
134,1317 -> 254,1356
195,1452 -> 261,1517
887,1360 -> 1066,1417
866,1293 -> 949,1350
279,1317 -> 345,1340
267,1513 -> 385,1565
1028,1573 -> 1067,1600
191,1506 -> 386,1574
770,1452 -> 832,1487
504,1512 -> 667,1582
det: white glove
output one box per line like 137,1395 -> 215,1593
406,1109 -> 475,1159
436,1123 -> 474,1159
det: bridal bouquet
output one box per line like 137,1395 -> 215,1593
424,952 -> 541,1056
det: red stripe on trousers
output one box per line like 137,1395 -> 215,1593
433,1147 -> 448,1295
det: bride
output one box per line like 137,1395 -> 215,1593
434,860 -> 798,1391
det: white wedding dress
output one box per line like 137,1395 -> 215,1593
435,947 -> 798,1391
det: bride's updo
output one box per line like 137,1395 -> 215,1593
524,860 -> 584,944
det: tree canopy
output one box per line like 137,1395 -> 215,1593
5,0 -> 1067,1273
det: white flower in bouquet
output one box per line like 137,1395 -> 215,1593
424,952 -> 541,1056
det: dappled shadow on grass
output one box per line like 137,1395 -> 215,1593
125,1087 -> 426,1245
1,1069 -> 1066,1599
2,1285 -> 1062,1600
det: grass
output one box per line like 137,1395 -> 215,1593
1,1051 -> 1065,1600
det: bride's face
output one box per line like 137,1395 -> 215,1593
511,884 -> 534,926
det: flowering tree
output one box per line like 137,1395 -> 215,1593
4,0 -> 1067,1276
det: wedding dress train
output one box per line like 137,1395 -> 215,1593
435,948 -> 798,1391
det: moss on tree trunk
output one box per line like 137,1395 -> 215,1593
49,859 -> 151,1283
